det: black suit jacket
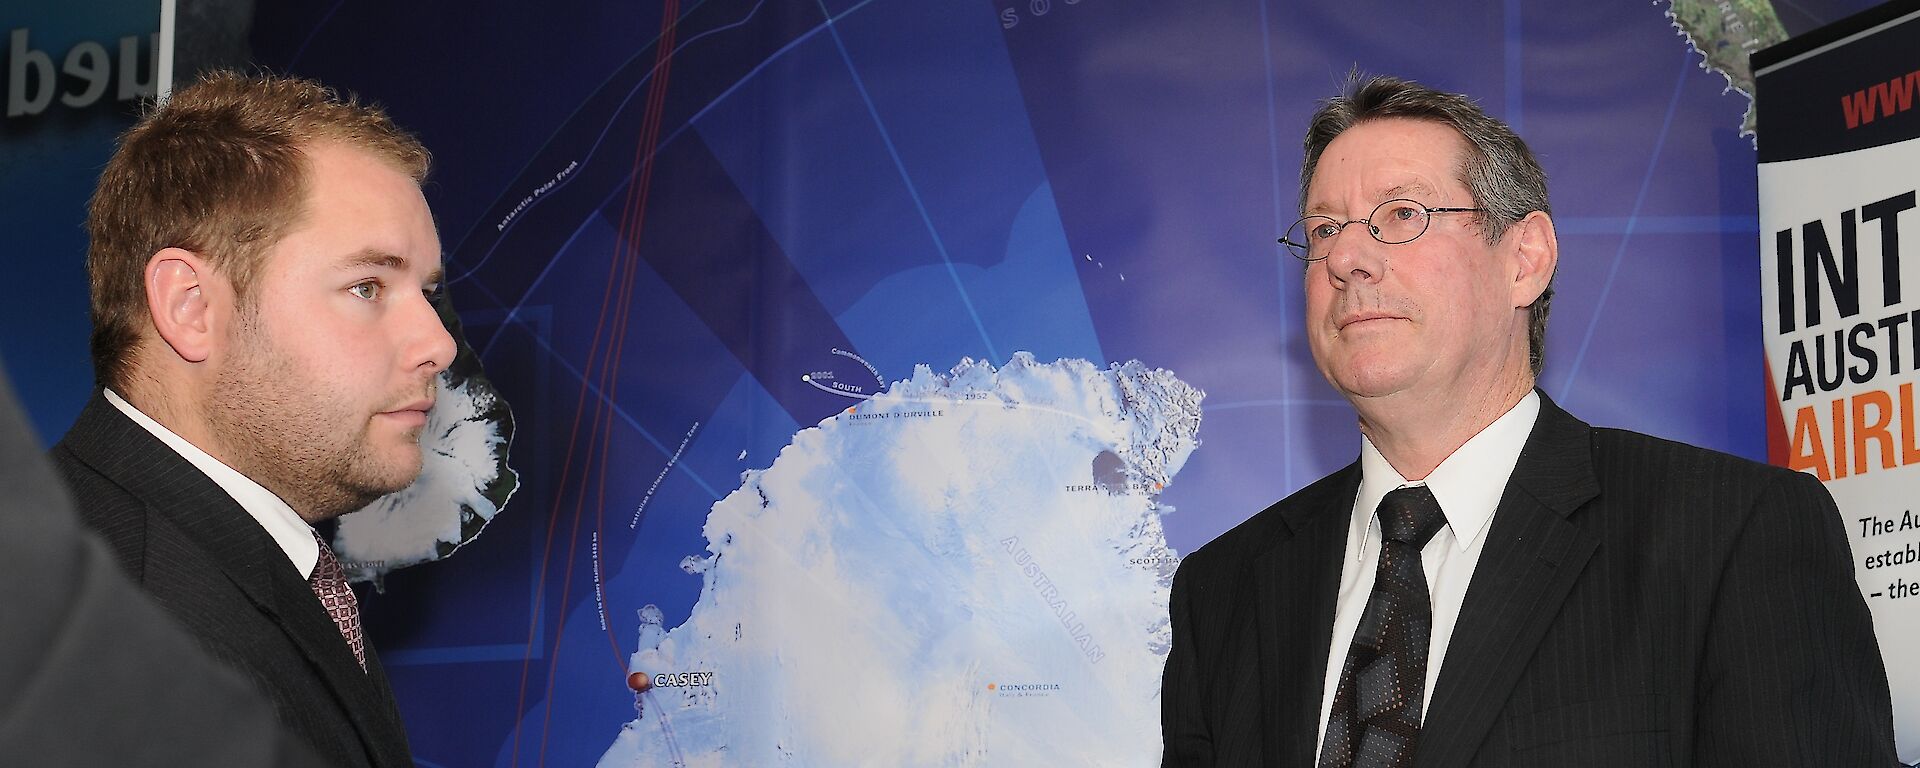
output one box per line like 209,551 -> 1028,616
51,393 -> 413,768
1162,394 -> 1897,766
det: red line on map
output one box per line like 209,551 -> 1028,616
511,2 -> 683,766
507,139 -> 624,768
526,1 -> 683,765
596,0 -> 680,671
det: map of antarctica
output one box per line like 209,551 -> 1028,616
600,354 -> 1201,766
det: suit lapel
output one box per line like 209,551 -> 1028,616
61,394 -> 407,763
359,638 -> 413,764
1254,463 -> 1359,765
1414,394 -> 1601,768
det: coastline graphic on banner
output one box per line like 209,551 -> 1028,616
1757,3 -> 1920,758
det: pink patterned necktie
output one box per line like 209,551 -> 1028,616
310,530 -> 367,671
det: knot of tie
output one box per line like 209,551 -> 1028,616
1378,485 -> 1446,549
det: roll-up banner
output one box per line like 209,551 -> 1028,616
1757,1 -> 1920,758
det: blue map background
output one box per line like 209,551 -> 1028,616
0,0 -> 1897,765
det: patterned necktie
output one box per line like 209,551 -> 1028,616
1319,485 -> 1448,768
310,530 -> 367,671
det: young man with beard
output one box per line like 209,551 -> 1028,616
52,71 -> 453,768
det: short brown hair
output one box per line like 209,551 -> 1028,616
1301,74 -> 1554,376
86,70 -> 430,391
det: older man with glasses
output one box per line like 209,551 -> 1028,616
1159,74 -> 1897,767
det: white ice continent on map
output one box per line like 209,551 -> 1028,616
599,353 -> 1202,767
334,373 -> 514,584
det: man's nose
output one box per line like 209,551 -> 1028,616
408,292 -> 457,374
1321,224 -> 1384,286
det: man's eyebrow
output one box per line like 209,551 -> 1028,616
339,249 -> 408,271
338,248 -> 445,283
1304,182 -> 1440,215
1379,182 -> 1434,200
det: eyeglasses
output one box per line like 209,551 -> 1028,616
1278,198 -> 1484,262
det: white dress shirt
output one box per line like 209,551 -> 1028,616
1313,390 -> 1541,759
104,388 -> 320,579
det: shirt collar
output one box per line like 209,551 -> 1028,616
1352,390 -> 1542,558
104,388 -> 321,578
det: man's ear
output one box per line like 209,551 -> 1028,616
1508,210 -> 1558,308
144,248 -> 218,364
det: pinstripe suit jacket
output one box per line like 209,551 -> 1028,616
1161,393 -> 1897,767
51,393 -> 413,768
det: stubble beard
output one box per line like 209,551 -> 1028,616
206,315 -> 427,523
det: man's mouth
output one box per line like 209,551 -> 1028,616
1336,311 -> 1405,331
377,396 -> 435,427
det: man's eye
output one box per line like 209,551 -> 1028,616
422,283 -> 443,302
1311,223 -> 1340,239
349,281 -> 382,300
1389,205 -> 1419,221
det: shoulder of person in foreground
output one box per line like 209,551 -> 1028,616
0,367 -> 325,767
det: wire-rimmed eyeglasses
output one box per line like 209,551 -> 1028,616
1278,198 -> 1484,262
